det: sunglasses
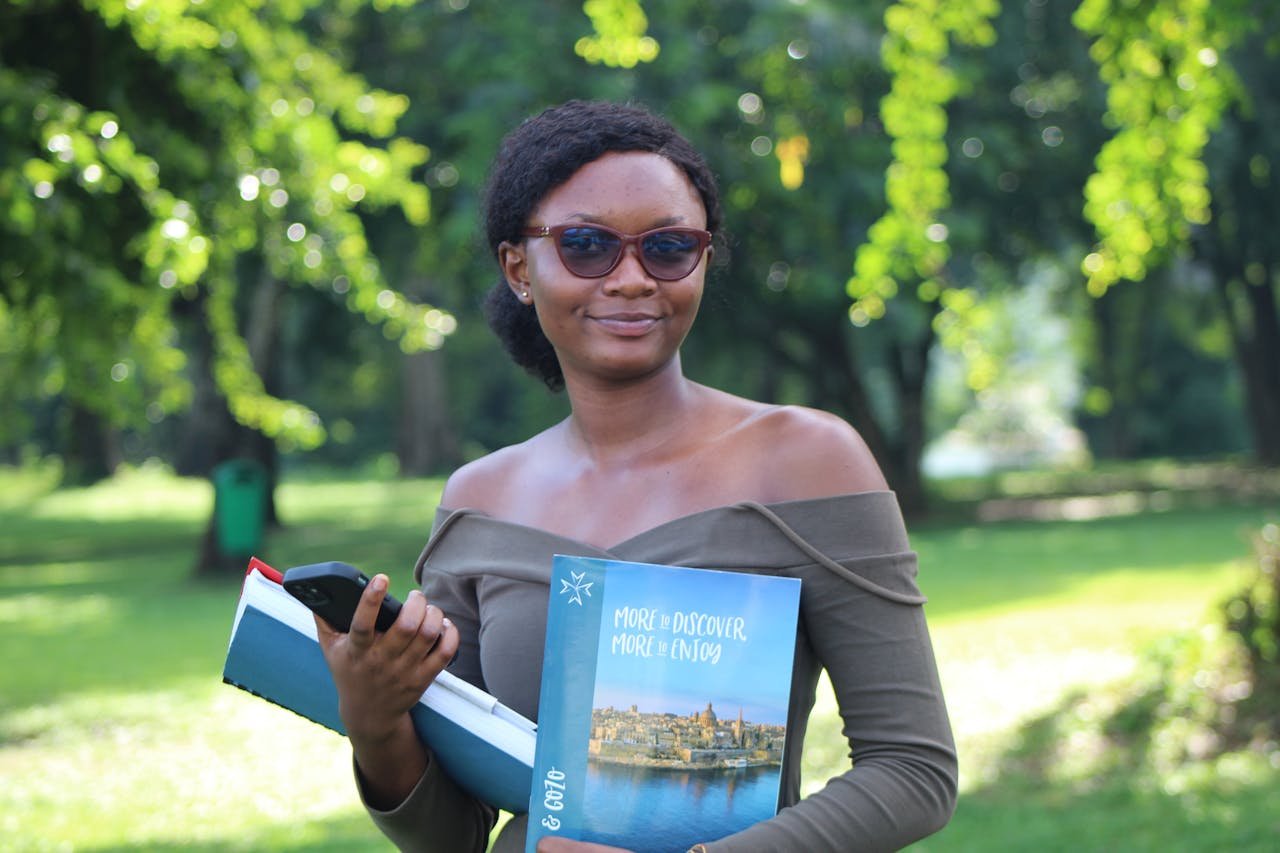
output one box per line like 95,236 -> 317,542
521,223 -> 712,281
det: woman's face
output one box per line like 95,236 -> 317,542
500,151 -> 709,387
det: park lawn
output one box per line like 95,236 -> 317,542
800,501 -> 1280,851
2,465 -> 1277,850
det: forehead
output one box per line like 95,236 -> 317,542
533,151 -> 705,227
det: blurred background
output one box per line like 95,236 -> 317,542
1,0 -> 1277,849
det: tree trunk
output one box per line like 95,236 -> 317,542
1213,272 -> 1280,466
1088,290 -> 1126,458
396,348 -> 461,476
1086,283 -> 1158,459
191,272 -> 287,576
1198,60 -> 1280,467
805,317 -> 892,477
242,271 -> 285,526
173,293 -> 226,478
779,306 -> 931,518
61,402 -> 121,485
885,301 -> 939,518
1242,276 -> 1280,465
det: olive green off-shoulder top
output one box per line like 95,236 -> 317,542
357,491 -> 957,853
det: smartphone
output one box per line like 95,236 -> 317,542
282,561 -> 403,633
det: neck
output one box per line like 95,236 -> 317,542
561,356 -> 701,467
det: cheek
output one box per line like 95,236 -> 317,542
528,288 -> 579,345
530,279 -> 582,322
689,281 -> 705,311
526,239 -> 568,283
677,279 -> 705,318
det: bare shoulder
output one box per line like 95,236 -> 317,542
746,404 -> 889,500
439,431 -> 552,514
439,448 -> 514,513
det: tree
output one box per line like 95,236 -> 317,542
1194,24 -> 1280,464
6,0 -> 1273,534
0,0 -> 459,569
1074,0 -> 1280,464
0,0 -> 451,482
343,0 -> 984,513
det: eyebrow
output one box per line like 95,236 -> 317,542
563,213 -> 689,228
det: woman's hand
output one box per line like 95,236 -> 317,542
536,838 -> 635,853
315,573 -> 458,740
314,573 -> 459,807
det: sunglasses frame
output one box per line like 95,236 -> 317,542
521,223 -> 712,281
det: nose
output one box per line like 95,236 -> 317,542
602,242 -> 657,297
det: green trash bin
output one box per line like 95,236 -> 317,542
212,459 -> 267,558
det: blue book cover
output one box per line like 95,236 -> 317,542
223,567 -> 536,815
527,556 -> 802,853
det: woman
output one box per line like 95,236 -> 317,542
317,100 -> 957,853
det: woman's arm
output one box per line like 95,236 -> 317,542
317,571 -> 499,852
315,574 -> 455,805
702,555 -> 957,852
703,409 -> 957,851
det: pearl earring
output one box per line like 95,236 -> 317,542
521,290 -> 529,300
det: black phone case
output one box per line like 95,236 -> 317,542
282,560 -> 403,633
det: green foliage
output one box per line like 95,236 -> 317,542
0,63 -> 195,432
921,516 -> 1280,851
3,0 -> 1270,480
972,589 -> 1276,814
1104,624 -> 1253,770
1226,523 -> 1280,667
1073,0 -> 1251,294
847,0 -> 998,346
848,0 -> 999,328
1075,262 -> 1253,460
943,581 -> 1278,850
925,268 -> 1090,467
332,0 -> 1259,485
925,1 -> 1110,436
0,0 -> 451,451
577,0 -> 660,68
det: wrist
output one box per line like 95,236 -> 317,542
351,715 -> 428,809
345,708 -> 415,751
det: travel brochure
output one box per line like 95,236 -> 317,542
526,554 -> 801,852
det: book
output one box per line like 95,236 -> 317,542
526,555 -> 802,853
222,558 -> 536,815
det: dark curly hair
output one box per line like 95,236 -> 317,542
481,100 -> 722,391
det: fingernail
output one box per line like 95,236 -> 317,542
442,617 -> 453,629
371,574 -> 387,592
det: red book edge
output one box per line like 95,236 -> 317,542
246,556 -> 284,585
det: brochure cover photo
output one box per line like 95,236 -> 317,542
527,555 -> 802,853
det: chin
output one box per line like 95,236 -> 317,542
571,352 -> 681,384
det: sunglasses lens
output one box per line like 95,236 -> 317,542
557,227 -> 622,277
642,230 -> 703,279
550,226 -> 706,279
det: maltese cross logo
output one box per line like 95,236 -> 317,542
559,570 -> 593,607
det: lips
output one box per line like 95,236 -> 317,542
589,312 -> 662,336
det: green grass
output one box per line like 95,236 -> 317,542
1,464 -> 1277,850
1,465 -> 436,851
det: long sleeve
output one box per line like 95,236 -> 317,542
356,751 -> 498,853
353,537 -> 500,853
703,539 -> 957,851
367,493 -> 957,852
